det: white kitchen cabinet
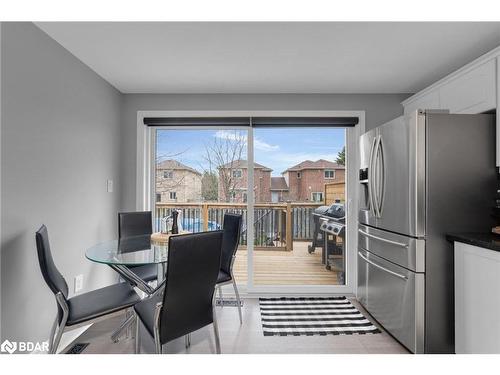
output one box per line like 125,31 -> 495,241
439,59 -> 496,114
402,46 -> 500,165
403,89 -> 440,115
454,242 -> 500,354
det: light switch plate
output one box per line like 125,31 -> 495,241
107,179 -> 113,193
74,274 -> 84,293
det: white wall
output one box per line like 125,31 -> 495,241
120,93 -> 409,211
0,23 -> 122,343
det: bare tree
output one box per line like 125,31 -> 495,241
202,131 -> 246,202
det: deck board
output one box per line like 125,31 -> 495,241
233,241 -> 341,285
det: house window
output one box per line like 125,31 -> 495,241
169,191 -> 177,200
242,192 -> 248,203
156,193 -> 161,202
297,172 -> 301,179
164,170 -> 174,179
232,169 -> 242,178
311,192 -> 323,202
324,170 -> 335,179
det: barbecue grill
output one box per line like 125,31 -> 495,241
309,203 -> 345,253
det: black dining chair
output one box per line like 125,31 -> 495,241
134,230 -> 224,354
216,213 -> 243,324
36,225 -> 141,354
118,211 -> 157,282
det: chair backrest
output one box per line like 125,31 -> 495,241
160,231 -> 223,344
35,225 -> 69,322
118,211 -> 153,238
220,213 -> 242,275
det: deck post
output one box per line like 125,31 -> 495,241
285,201 -> 293,252
202,203 -> 209,231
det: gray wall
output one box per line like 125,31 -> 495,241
0,22 -> 409,344
120,93 -> 409,210
1,23 -> 122,343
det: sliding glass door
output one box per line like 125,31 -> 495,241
252,127 -> 347,286
153,128 -> 249,285
147,117 -> 354,292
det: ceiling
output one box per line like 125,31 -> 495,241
36,22 -> 500,94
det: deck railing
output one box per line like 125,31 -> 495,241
155,202 -> 323,251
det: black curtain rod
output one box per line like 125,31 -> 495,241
144,116 -> 359,127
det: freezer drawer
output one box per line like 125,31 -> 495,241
358,223 -> 425,272
357,249 -> 425,353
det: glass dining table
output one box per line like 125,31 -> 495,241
86,234 -> 168,295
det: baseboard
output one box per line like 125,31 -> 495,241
218,284 -> 355,298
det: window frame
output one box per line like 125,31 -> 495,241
324,169 -> 335,179
169,191 -> 177,200
311,192 -> 324,202
137,110 -> 365,296
232,169 -> 243,179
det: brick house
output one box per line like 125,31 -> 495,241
156,159 -> 202,203
218,159 -> 272,203
270,177 -> 289,202
282,159 -> 345,202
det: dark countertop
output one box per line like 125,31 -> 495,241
446,232 -> 500,253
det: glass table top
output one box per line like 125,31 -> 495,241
86,235 -> 168,266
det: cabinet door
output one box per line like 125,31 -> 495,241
403,89 -> 440,115
440,59 -> 496,114
455,242 -> 500,353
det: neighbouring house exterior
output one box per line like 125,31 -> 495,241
270,177 -> 289,202
156,159 -> 202,203
218,159 -> 272,203
282,159 -> 345,202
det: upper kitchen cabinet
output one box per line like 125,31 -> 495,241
403,89 -> 440,115
439,59 -> 496,114
402,46 -> 500,165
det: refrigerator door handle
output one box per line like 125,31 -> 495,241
368,137 -> 377,217
358,251 -> 408,280
372,135 -> 381,217
376,135 -> 385,217
358,228 -> 409,248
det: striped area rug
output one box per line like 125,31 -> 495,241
259,296 -> 381,336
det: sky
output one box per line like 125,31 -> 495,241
156,128 -> 345,176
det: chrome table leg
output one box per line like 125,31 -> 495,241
111,311 -> 136,343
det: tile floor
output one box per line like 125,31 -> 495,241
66,298 -> 409,354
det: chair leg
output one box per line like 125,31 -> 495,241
154,334 -> 162,354
50,322 -> 65,354
232,278 -> 243,325
218,285 -> 223,307
212,306 -> 221,354
135,316 -> 140,354
48,317 -> 58,353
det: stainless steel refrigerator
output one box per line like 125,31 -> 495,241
357,110 -> 496,353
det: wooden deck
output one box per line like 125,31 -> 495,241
233,241 -> 342,285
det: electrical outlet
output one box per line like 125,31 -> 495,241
106,179 -> 113,193
74,274 -> 84,293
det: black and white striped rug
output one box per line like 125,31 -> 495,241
259,296 -> 380,336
